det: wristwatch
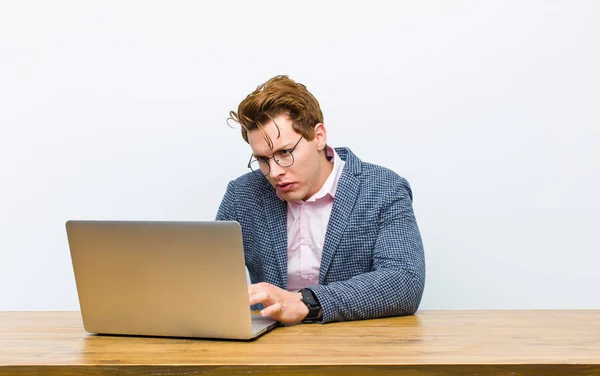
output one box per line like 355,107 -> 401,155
299,288 -> 322,323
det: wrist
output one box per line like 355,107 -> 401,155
298,288 -> 322,323
297,292 -> 309,319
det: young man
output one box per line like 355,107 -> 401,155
217,76 -> 425,324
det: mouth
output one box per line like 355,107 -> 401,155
277,182 -> 296,193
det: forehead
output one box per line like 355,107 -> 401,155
247,115 -> 300,156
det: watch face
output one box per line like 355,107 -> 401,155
301,289 -> 318,306
301,289 -> 321,323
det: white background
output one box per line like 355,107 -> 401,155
1,0 -> 599,310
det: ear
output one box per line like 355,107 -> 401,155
313,123 -> 328,151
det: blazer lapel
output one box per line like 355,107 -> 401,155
263,194 -> 289,289
319,149 -> 361,283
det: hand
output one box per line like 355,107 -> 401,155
248,282 -> 309,324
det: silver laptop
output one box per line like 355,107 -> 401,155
65,220 -> 278,340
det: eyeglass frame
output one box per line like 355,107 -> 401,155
247,135 -> 304,176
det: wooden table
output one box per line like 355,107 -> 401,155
1,311 -> 599,375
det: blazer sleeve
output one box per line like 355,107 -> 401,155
309,178 -> 426,323
216,181 -> 236,221
215,180 -> 265,310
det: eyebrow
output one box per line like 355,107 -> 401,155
253,142 -> 295,159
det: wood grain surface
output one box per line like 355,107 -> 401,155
1,310 -> 599,375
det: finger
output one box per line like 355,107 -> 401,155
249,290 -> 270,307
260,302 -> 282,318
248,283 -> 259,295
248,282 -> 270,295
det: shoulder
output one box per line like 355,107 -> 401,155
228,171 -> 275,198
361,162 -> 412,198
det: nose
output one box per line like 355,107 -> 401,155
268,158 -> 285,179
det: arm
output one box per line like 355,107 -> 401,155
217,181 -> 280,314
309,179 -> 426,323
216,181 -> 236,221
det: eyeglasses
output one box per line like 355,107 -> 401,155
247,135 -> 303,176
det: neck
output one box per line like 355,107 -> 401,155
302,150 -> 334,201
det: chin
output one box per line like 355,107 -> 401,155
282,191 -> 306,203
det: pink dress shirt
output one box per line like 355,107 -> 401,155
284,147 -> 346,292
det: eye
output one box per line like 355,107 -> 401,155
278,149 -> 291,156
257,157 -> 270,163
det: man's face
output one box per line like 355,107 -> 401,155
247,115 -> 328,202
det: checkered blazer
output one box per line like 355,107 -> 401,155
216,147 -> 425,323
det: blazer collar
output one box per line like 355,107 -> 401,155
319,147 -> 362,282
